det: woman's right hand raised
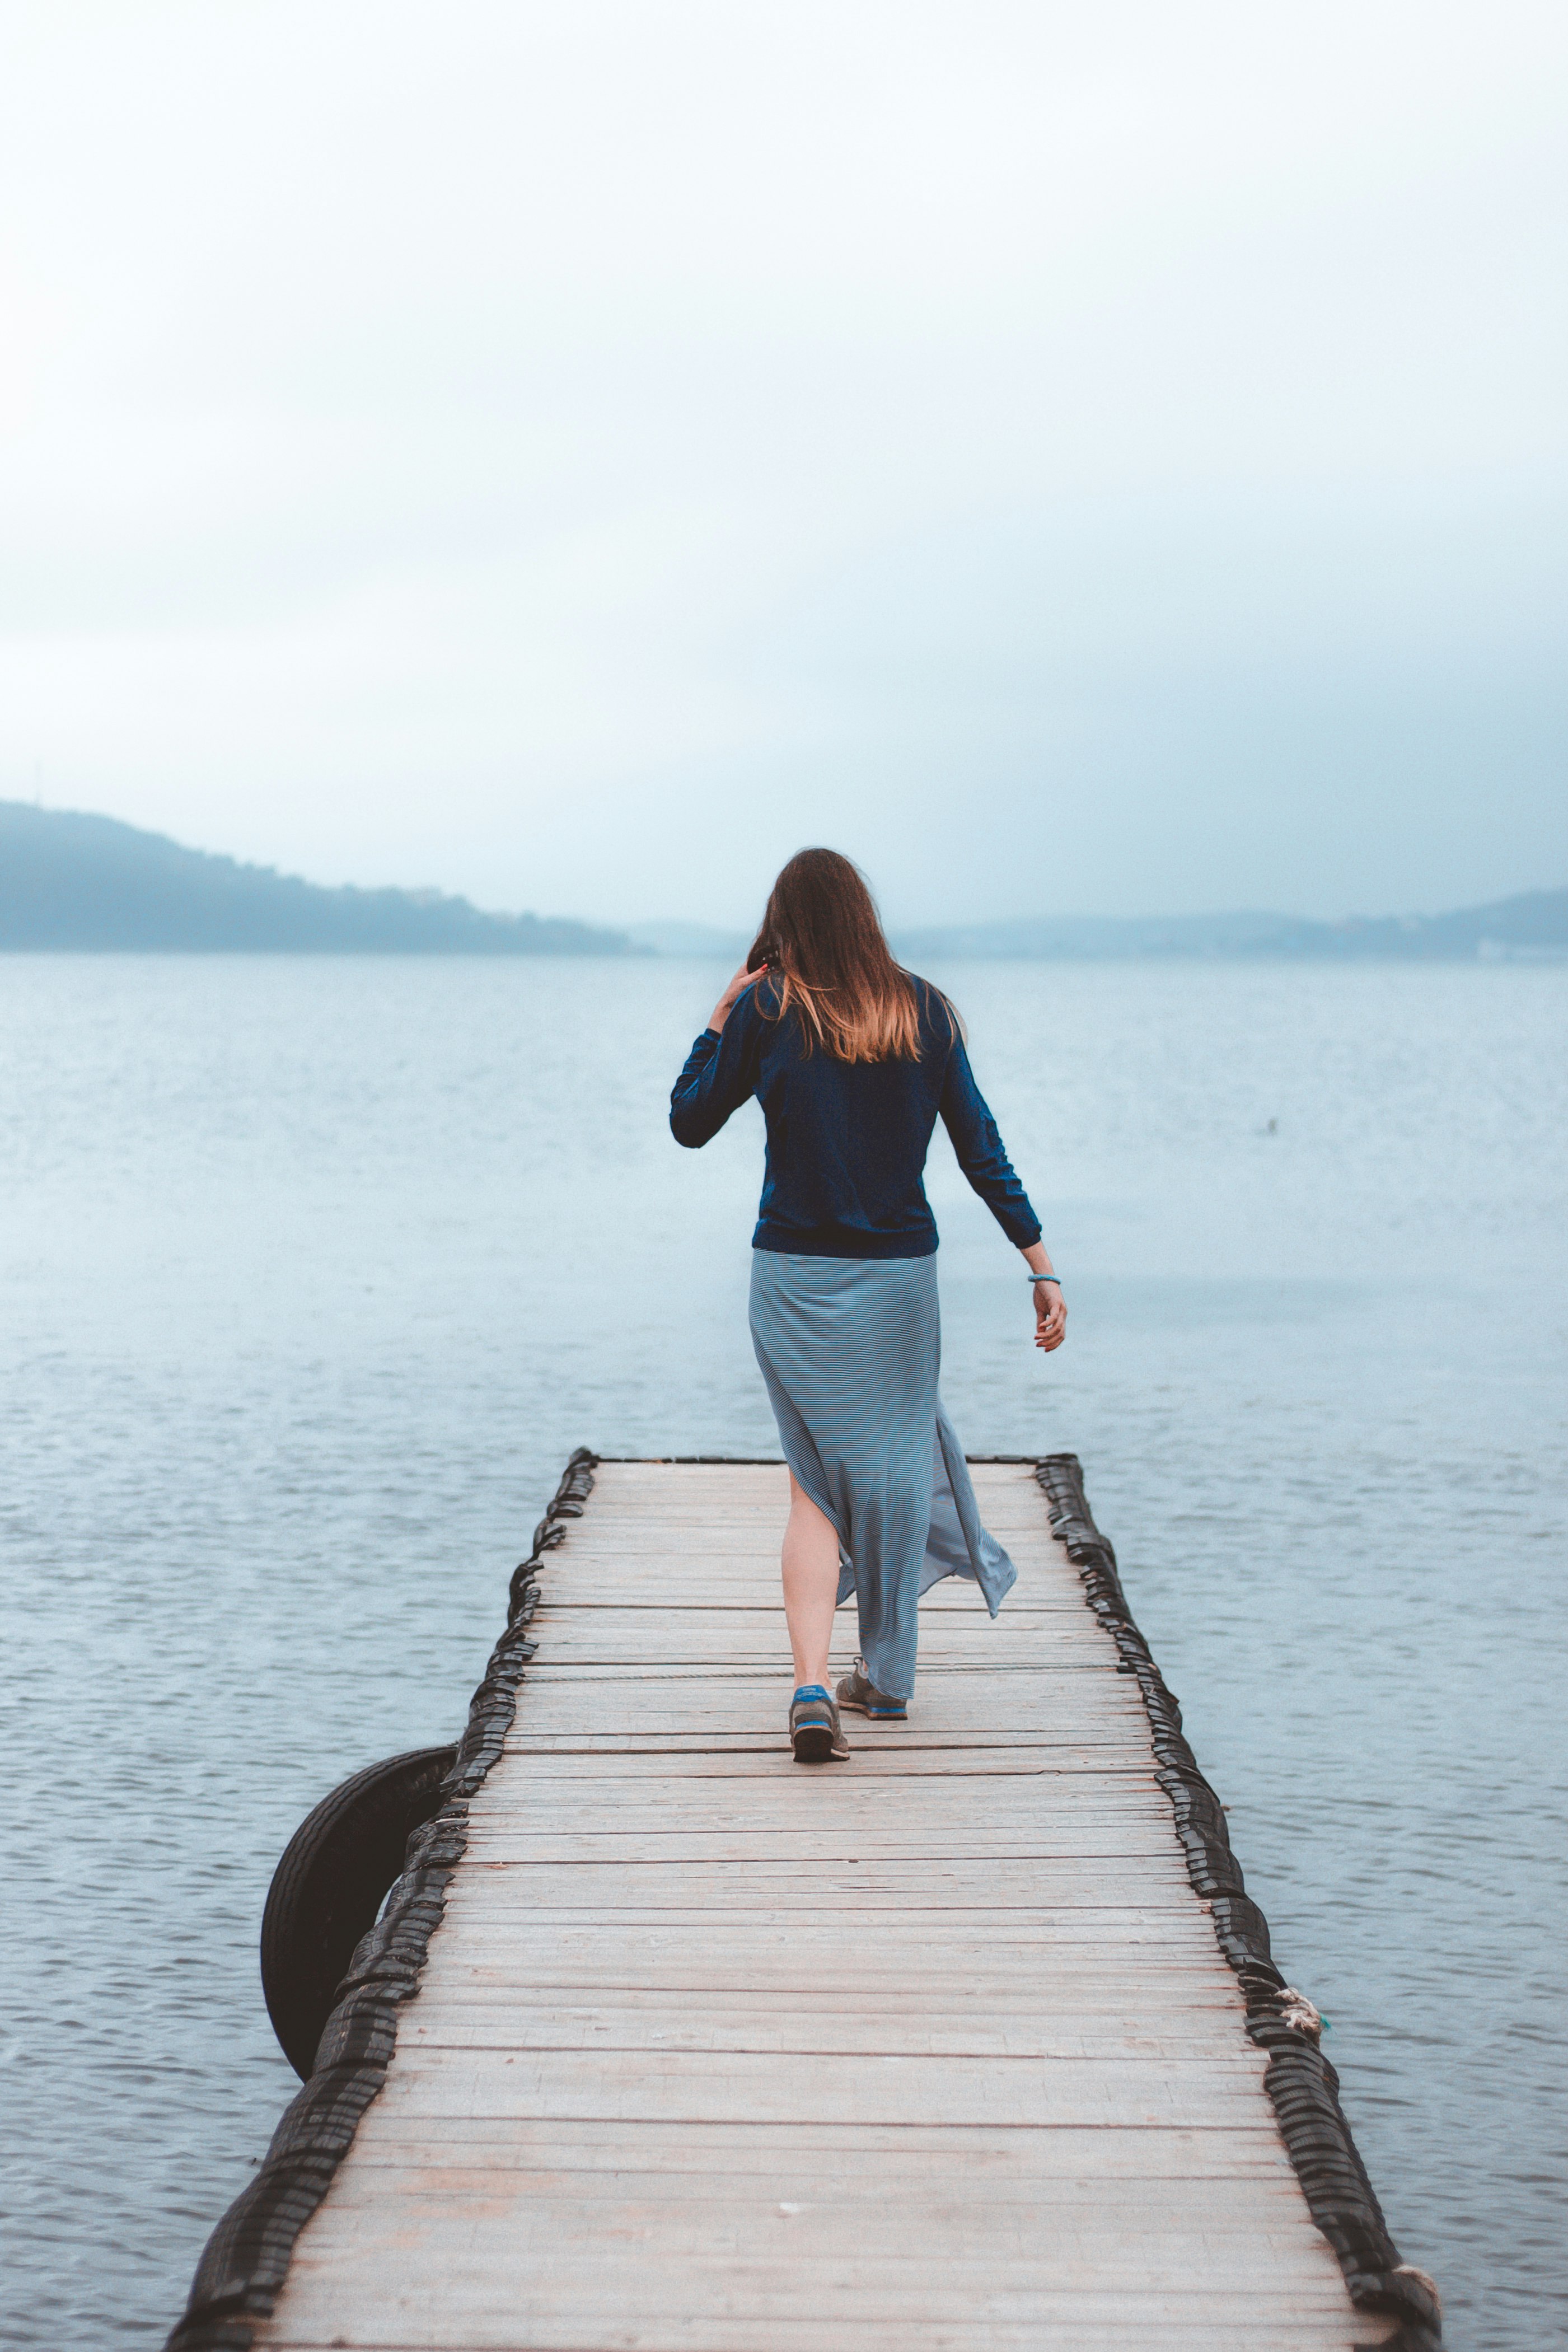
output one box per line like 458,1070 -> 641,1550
708,962 -> 768,1035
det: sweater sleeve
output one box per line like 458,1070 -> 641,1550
669,990 -> 762,1147
938,1039 -> 1042,1246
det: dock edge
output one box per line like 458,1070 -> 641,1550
1029,1452 -> 1441,2352
163,1444 -> 600,2352
163,1444 -> 1441,2352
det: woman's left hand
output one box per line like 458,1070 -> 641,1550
1033,1284 -> 1067,1353
708,962 -> 767,1034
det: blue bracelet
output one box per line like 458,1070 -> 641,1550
1028,1274 -> 1061,1284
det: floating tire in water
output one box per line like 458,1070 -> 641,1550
260,1745 -> 457,2079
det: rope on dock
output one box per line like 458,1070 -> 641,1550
163,1446 -> 600,2352
1034,1452 -> 1443,2352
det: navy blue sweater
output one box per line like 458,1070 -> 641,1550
669,976 -> 1042,1259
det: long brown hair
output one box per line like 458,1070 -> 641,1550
747,848 -> 935,1063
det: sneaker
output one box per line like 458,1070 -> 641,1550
836,1658 -> 908,1720
789,1684 -> 850,1763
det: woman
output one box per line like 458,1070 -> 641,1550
670,848 -> 1066,1763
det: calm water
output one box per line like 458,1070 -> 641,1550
1,955 -> 1564,2350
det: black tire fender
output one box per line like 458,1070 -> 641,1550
260,1744 -> 457,2079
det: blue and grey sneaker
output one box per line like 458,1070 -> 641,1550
789,1684 -> 850,1763
836,1658 -> 908,1720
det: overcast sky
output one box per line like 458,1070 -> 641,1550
2,1 -> 1564,926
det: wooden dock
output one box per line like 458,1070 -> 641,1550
239,1457 -> 1416,2352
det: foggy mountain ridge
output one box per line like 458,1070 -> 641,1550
631,899 -> 1568,963
2,802 -> 1564,958
891,897 -> 1568,962
0,801 -> 642,954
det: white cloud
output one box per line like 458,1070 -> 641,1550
1,0 -> 1564,921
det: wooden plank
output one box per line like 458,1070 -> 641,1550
444,1928 -> 1229,1963
308,2167 -> 1345,2236
496,1755 -> 1158,1773
263,2272 -> 1387,2352
332,2115 -> 1303,2176
461,1820 -> 1182,1850
504,1715 -> 1153,1741
251,1455 -> 1379,2352
497,1733 -> 1144,1755
455,1797 -> 1178,1825
274,2232 -> 1354,2300
465,1774 -> 1174,1806
397,1958 -> 1250,2000
458,1826 -> 1190,1860
519,1661 -> 1122,1682
527,1597 -> 1088,1619
399,2013 -> 1251,2061
419,1952 -> 1246,1994
367,2049 -> 1269,2127
445,1870 -> 1206,1910
266,2322 -> 1390,2351
530,1632 -> 1112,1659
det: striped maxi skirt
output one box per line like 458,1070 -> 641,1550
747,1250 -> 1018,1701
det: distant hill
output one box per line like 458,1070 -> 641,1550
0,803 -> 640,953
626,894 -> 1568,962
626,920 -> 752,959
5,802 -> 1561,960
891,894 -> 1568,962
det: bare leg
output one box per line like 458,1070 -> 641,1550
781,1472 -> 840,1689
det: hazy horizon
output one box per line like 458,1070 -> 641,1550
2,3 -> 1565,928
8,797 -> 1565,939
